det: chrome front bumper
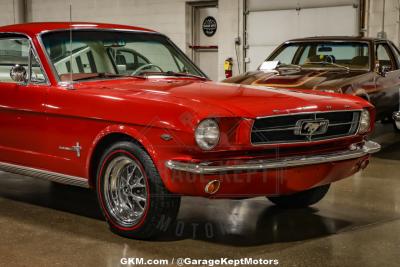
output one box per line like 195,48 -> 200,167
165,141 -> 381,174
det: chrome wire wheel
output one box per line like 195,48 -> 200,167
103,155 -> 148,228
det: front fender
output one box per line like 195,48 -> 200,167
85,124 -> 160,179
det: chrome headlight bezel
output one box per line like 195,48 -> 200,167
195,119 -> 220,150
358,109 -> 371,134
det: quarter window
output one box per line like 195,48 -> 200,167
0,37 -> 45,83
376,44 -> 395,70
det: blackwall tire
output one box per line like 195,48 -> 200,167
96,141 -> 180,239
267,184 -> 330,209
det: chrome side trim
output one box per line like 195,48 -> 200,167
165,141 -> 381,174
0,161 -> 89,188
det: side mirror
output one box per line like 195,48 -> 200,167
10,65 -> 27,83
378,65 -> 391,77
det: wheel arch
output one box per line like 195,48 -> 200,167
86,125 -> 159,188
353,88 -> 371,102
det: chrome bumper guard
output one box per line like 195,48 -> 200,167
165,141 -> 381,174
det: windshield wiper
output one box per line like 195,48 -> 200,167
276,63 -> 302,70
306,61 -> 350,71
73,72 -> 146,81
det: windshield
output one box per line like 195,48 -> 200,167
41,30 -> 206,81
268,42 -> 370,70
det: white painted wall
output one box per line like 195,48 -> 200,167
2,0 -> 242,80
218,0 -> 244,79
366,0 -> 400,46
0,0 -> 25,25
0,1 -> 15,26
28,0 -> 192,52
9,0 -> 398,79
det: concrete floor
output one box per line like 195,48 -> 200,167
0,123 -> 400,267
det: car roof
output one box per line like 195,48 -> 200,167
0,22 -> 156,36
286,36 -> 387,43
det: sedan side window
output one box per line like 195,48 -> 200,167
0,37 -> 45,83
0,38 -> 29,83
376,44 -> 395,70
390,43 -> 400,68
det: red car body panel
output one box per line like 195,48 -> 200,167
0,23 -> 376,198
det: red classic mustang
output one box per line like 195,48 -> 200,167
0,22 -> 380,239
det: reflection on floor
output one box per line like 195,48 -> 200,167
0,123 -> 399,267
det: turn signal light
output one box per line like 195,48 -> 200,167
205,180 -> 221,195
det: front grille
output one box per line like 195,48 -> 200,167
251,111 -> 360,145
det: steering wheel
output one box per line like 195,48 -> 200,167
130,64 -> 164,76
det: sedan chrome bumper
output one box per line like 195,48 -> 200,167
165,141 -> 381,174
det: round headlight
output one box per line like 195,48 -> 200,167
195,119 -> 220,150
358,109 -> 371,134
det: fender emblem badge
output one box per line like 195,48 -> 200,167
59,142 -> 82,158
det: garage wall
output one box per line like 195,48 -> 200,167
28,0 -> 195,52
366,0 -> 400,46
24,0 -> 242,80
244,0 -> 360,70
0,1 -> 15,26
0,0 -> 25,25
218,0 -> 243,79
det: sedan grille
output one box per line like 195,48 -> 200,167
251,111 -> 361,145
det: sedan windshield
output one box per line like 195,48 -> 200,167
268,42 -> 370,70
41,30 -> 206,81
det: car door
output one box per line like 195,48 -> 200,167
373,41 -> 400,120
0,34 -> 49,169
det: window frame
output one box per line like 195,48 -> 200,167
266,40 -> 373,71
0,32 -> 49,85
375,41 -> 398,72
38,29 -> 208,85
388,41 -> 400,69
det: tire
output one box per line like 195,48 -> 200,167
267,184 -> 330,209
96,141 -> 181,239
393,120 -> 400,132
393,113 -> 400,132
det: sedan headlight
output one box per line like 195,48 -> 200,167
358,109 -> 371,134
195,119 -> 220,150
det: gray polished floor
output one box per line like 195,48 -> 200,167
0,123 -> 399,267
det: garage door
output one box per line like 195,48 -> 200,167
245,1 -> 359,70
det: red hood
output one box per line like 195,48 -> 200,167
76,78 -> 370,118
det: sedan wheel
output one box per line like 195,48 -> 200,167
393,112 -> 400,132
97,141 -> 181,239
103,156 -> 148,228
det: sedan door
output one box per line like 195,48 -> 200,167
0,34 -> 49,169
373,42 -> 400,120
